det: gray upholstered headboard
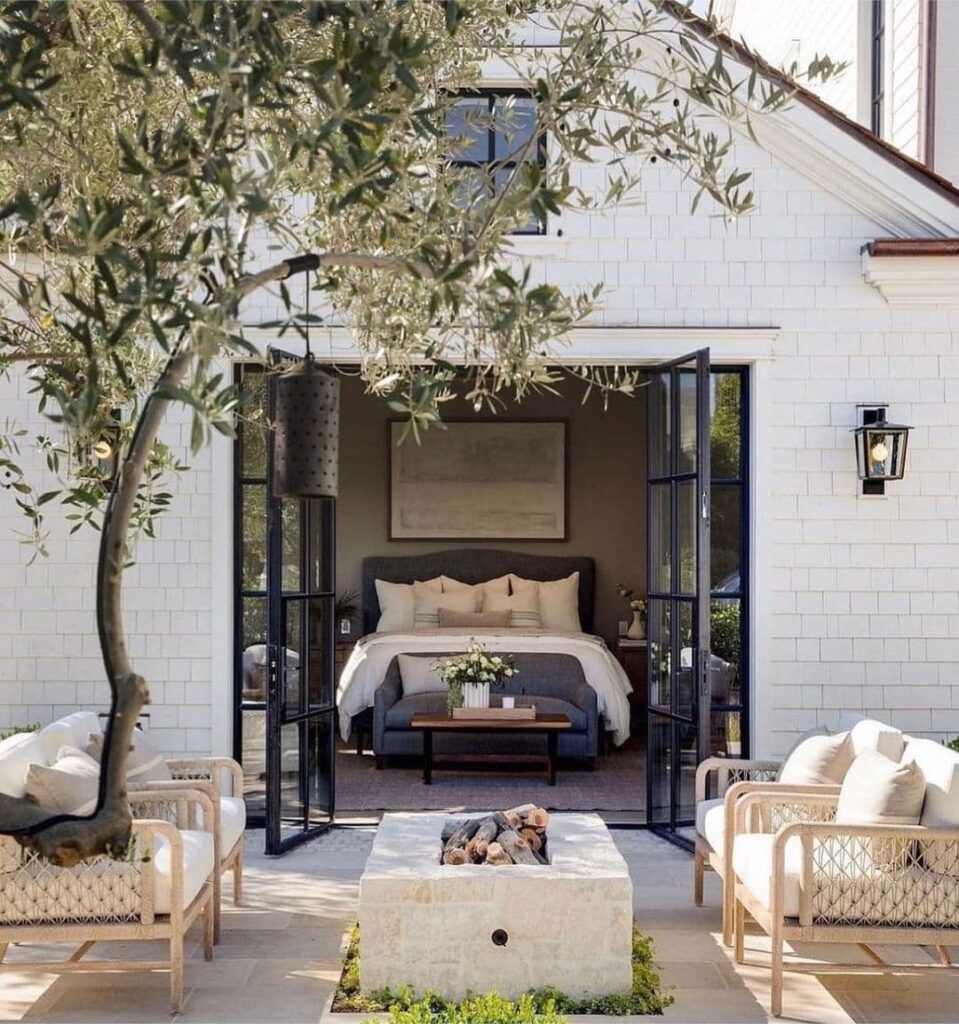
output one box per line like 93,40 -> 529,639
361,549 -> 595,635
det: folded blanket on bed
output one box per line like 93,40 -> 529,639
336,629 -> 633,746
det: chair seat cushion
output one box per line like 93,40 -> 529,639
384,693 -> 587,732
695,797 -> 725,855
219,796 -> 246,857
153,829 -> 215,915
733,833 -> 805,917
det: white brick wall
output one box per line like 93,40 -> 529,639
0,371 -> 218,757
2,125 -> 958,763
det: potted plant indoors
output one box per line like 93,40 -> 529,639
440,642 -> 517,712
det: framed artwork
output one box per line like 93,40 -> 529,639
389,420 -> 568,540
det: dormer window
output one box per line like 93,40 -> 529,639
446,90 -> 546,235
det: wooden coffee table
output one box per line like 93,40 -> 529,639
409,712 -> 572,786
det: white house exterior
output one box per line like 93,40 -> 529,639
713,0 -> 959,185
1,12 -> 958,783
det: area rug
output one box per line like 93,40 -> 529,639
335,737 -> 646,812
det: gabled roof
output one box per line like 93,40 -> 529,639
660,1 -> 959,236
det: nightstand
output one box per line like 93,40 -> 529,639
615,639 -> 648,733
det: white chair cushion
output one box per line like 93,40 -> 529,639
778,731 -> 853,786
903,738 -> 959,874
0,732 -> 46,798
37,721 -> 74,763
153,829 -> 215,915
219,796 -> 246,857
849,718 -> 905,761
695,797 -> 725,855
60,711 -> 103,750
733,833 -> 804,917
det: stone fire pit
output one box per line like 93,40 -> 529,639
358,812 -> 633,1000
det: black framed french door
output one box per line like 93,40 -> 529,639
265,349 -> 336,854
646,349 -> 711,844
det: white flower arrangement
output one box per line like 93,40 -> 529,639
439,640 -> 518,712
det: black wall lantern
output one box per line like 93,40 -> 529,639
853,404 -> 911,495
273,356 -> 340,498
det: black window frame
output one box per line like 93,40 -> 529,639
447,88 -> 548,236
870,0 -> 885,137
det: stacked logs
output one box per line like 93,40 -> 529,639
440,804 -> 550,866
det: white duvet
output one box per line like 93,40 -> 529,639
336,629 -> 634,746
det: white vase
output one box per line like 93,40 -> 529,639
463,682 -> 490,709
626,610 -> 645,640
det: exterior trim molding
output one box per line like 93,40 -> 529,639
861,251 -> 959,303
238,324 -> 781,363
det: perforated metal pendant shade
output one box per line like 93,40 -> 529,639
273,359 -> 340,498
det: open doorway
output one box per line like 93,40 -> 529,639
232,359 -> 749,844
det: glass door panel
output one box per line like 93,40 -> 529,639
266,348 -> 337,854
646,349 -> 711,845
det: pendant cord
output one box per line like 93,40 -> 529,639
304,268 -> 312,360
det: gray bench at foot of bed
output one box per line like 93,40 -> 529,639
371,653 -> 599,763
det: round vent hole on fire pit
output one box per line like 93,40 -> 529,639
491,929 -> 509,947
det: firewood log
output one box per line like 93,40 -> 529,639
443,847 -> 469,865
443,818 -> 481,858
519,827 -> 542,852
526,807 -> 549,830
474,838 -> 490,861
497,829 -> 541,866
473,816 -> 500,846
485,842 -> 513,866
441,818 -> 467,843
491,811 -> 513,835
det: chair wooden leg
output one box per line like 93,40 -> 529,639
170,932 -> 184,1014
203,891 -> 215,961
694,847 -> 704,906
770,918 -> 784,1018
734,898 -> 745,964
212,864 -> 222,944
722,864 -> 735,947
233,845 -> 243,906
0,943 -> 7,964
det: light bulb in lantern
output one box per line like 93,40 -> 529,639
870,440 -> 889,463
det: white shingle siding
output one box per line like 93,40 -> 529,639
888,0 -> 923,159
1,126 -> 958,761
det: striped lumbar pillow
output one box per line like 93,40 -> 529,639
412,583 -> 479,629
483,589 -> 541,629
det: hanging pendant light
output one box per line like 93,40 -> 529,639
272,271 -> 341,498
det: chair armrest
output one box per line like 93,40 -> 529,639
373,672 -> 403,743
695,757 -> 781,802
166,756 -> 243,798
129,787 -> 216,834
733,787 -> 839,836
569,679 -> 598,717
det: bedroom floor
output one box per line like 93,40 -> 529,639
334,735 -> 646,813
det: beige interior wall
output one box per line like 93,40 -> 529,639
334,372 -> 647,644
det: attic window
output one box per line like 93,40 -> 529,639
446,90 -> 547,235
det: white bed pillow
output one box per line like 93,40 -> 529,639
509,572 -> 581,632
375,577 -> 442,632
397,654 -> 448,696
484,589 -> 542,629
412,584 -> 479,628
440,575 -> 510,602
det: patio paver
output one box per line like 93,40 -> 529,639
2,826 -> 958,1023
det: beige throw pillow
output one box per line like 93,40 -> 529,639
483,589 -> 541,629
375,577 -> 442,633
849,718 -> 905,762
412,584 -> 478,628
902,738 -> 959,875
86,728 -> 172,783
437,609 -> 512,629
397,655 -> 447,696
509,572 -> 581,632
24,747 -> 101,814
778,731 -> 854,786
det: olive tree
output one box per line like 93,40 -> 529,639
0,0 -> 838,863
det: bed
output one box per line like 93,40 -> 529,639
336,549 -> 633,748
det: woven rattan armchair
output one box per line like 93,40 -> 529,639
131,756 -> 245,941
694,756 -> 780,944
731,789 -> 959,1018
0,788 -> 216,1013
